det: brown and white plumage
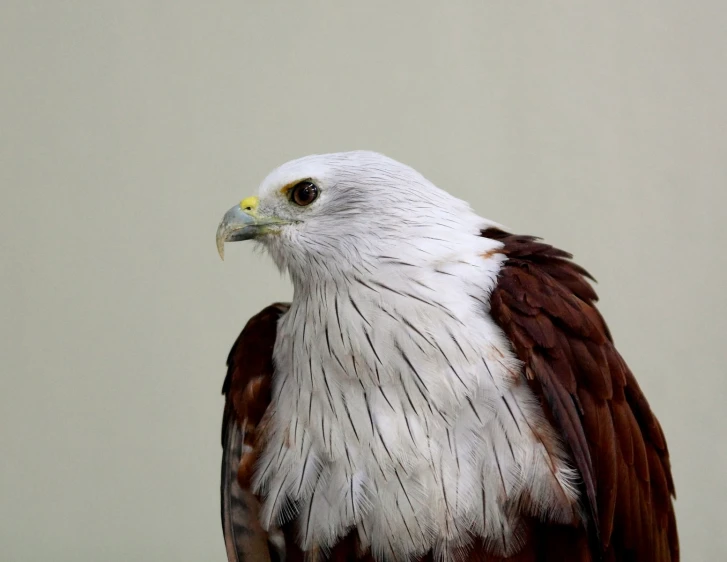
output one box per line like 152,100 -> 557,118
216,152 -> 678,562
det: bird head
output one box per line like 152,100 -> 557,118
216,151 -> 488,286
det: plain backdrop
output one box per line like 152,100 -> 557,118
1,2 -> 725,561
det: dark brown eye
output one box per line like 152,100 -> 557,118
290,181 -> 319,206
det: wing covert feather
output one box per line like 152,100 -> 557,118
221,303 -> 290,562
482,228 -> 678,562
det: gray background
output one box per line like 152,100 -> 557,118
2,1 -> 725,561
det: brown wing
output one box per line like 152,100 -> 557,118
221,303 -> 289,562
482,227 -> 678,562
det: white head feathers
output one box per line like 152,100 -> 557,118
251,151 -> 496,288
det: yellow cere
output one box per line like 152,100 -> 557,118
239,196 -> 259,214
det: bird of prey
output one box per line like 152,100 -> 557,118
216,151 -> 677,562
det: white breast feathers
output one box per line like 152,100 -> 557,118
253,234 -> 581,562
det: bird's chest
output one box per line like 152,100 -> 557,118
252,295 -> 579,559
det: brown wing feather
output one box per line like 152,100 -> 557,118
221,303 -> 289,562
482,227 -> 678,562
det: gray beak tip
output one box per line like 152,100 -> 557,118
216,204 -> 262,261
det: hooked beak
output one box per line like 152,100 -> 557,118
216,196 -> 285,260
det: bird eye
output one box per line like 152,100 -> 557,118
290,181 -> 319,206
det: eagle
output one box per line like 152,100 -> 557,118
215,151 -> 678,562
